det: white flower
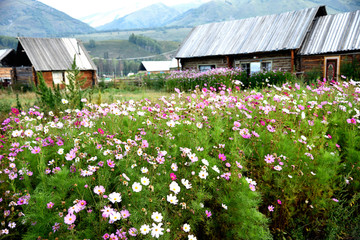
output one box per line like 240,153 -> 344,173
199,170 -> 208,179
151,211 -> 163,223
169,181 -> 181,194
108,192 -> 122,203
137,148 -> 143,156
140,224 -> 151,235
110,211 -> 121,222
274,165 -> 282,171
61,99 -> 68,104
188,234 -> 197,240
196,122 -> 203,128
181,179 -> 192,189
183,223 -> 191,232
201,159 -> 209,166
222,203 -> 228,210
166,120 -> 176,127
171,163 -> 178,171
141,167 -> 148,173
167,194 -> 178,205
81,98 -> 87,102
151,223 -> 164,238
212,165 -> 220,173
57,148 -> 64,155
24,129 -> 33,137
132,182 -> 142,192
141,177 -> 150,186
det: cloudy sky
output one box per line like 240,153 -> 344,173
38,0 -> 210,19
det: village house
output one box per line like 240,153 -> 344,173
175,6 -> 360,80
5,37 -> 97,88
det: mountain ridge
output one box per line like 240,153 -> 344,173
0,0 -> 95,37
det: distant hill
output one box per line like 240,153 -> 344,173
97,3 -> 180,31
0,0 -> 95,37
167,0 -> 360,27
95,0 -> 360,31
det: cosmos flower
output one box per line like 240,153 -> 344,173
151,211 -> 163,223
132,182 -> 142,192
94,185 -> 105,195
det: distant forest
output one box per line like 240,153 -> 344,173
0,36 -> 17,49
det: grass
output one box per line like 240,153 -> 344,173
0,88 -> 173,122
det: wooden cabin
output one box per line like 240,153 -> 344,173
298,10 -> 360,80
0,49 -> 15,87
176,6 -> 328,74
14,37 -> 97,88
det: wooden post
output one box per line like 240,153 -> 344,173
177,59 -> 180,71
291,50 -> 295,73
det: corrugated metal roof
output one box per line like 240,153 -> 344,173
299,10 -> 360,55
176,6 -> 325,58
18,37 -> 97,71
0,49 -> 14,61
141,61 -> 172,72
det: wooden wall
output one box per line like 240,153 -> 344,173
180,51 -> 293,72
300,52 -> 360,78
0,67 -> 12,79
39,70 -> 96,88
13,67 -> 34,86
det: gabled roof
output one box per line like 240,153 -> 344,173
140,61 -> 173,72
18,37 -> 97,71
299,10 -> 360,55
0,49 -> 14,62
176,6 -> 326,59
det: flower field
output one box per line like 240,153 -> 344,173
1,75 -> 360,239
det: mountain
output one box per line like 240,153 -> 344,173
0,0 -> 95,38
167,0 -> 360,27
97,3 -> 180,31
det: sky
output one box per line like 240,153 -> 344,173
38,0 -> 210,19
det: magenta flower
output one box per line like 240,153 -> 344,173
268,205 -> 274,212
205,210 -> 212,218
98,128 -> 104,135
103,233 -> 110,239
31,146 -> 41,154
347,118 -> 357,124
94,185 -> 105,195
332,198 -> 339,202
218,153 -> 226,161
170,173 -> 177,181
47,202 -> 54,209
107,159 -> 115,168
277,199 -> 282,205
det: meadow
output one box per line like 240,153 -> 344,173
0,69 -> 359,239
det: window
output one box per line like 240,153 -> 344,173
261,62 -> 272,72
199,65 -> 216,72
239,61 -> 272,75
52,71 -> 64,85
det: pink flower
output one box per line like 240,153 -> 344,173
332,198 -> 339,202
47,202 -> 54,209
170,173 -> 177,181
205,210 -> 212,218
277,199 -> 282,205
64,213 -> 76,225
264,154 -> 275,164
218,153 -> 226,161
268,205 -> 274,212
103,233 -> 110,239
120,209 -> 131,219
94,185 -> 105,195
31,146 -> 41,154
